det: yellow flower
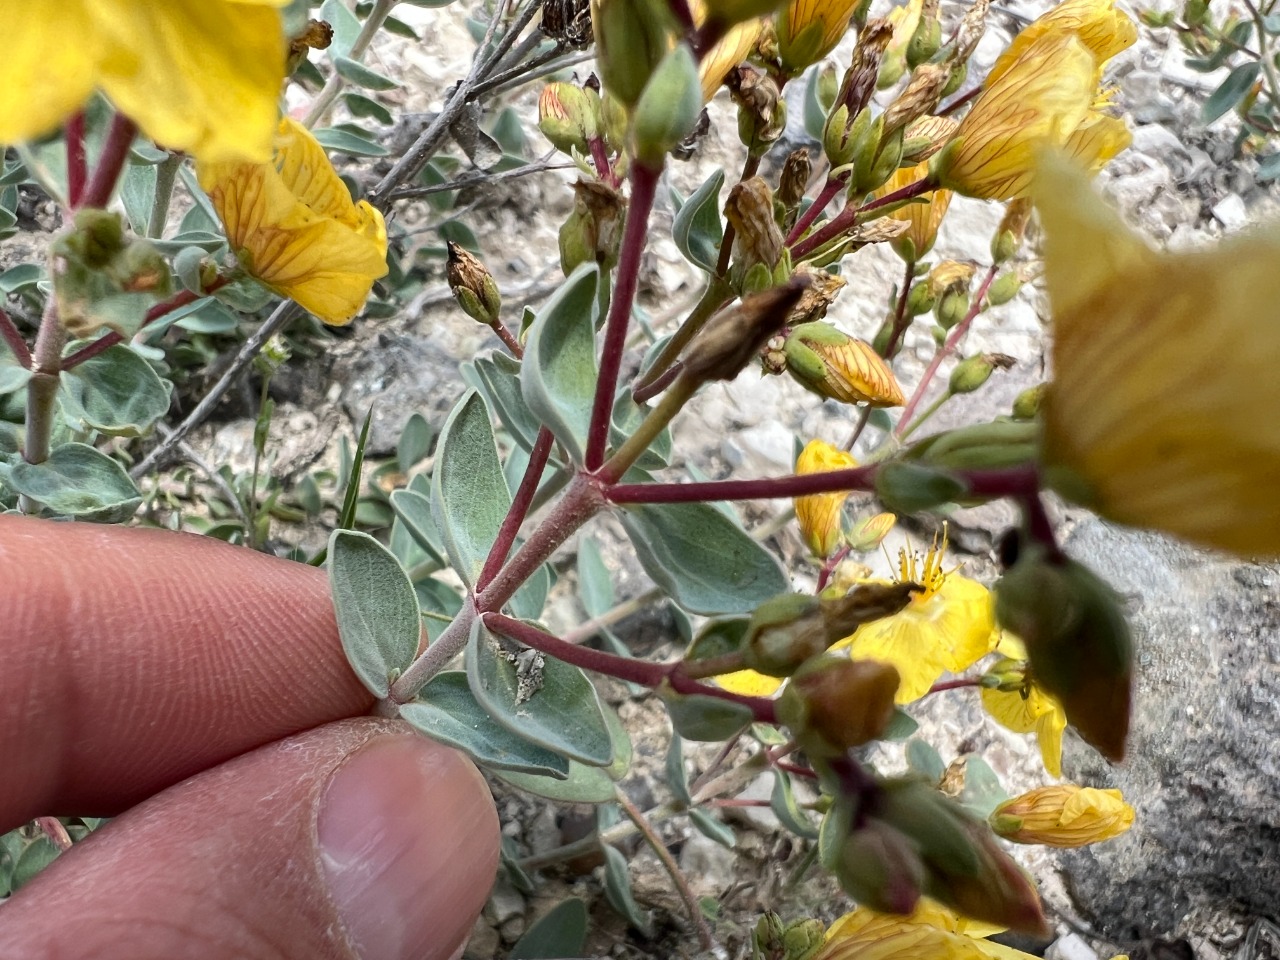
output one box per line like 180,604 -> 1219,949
880,161 -> 952,261
795,439 -> 858,558
699,19 -> 766,101
0,0 -> 287,165
783,322 -> 907,407
991,784 -> 1135,847
775,0 -> 862,72
835,528 -> 996,702
985,0 -> 1137,88
980,636 -> 1067,777
1063,111 -> 1131,172
818,901 -> 1040,960
1034,156 -> 1280,557
715,666 -> 785,696
933,32 -> 1099,200
199,117 -> 389,326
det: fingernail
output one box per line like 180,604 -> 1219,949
318,735 -> 497,960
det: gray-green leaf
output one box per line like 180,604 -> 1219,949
328,529 -> 421,698
59,344 -> 171,437
7,443 -> 141,522
671,169 -> 724,272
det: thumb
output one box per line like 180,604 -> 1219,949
0,720 -> 499,960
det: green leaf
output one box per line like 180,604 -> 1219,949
338,408 -> 373,532
0,263 -> 44,294
507,554 -> 553,620
1258,152 -> 1280,181
662,688 -> 753,741
174,300 -> 239,334
7,442 -> 141,522
397,412 -> 434,472
882,708 -> 918,740
416,576 -> 464,643
467,618 -> 614,766
495,759 -> 617,802
320,0 -> 362,55
905,738 -> 945,781
327,529 -> 421,698
332,54 -> 400,90
520,264 -> 600,465
0,363 -> 31,395
509,898 -> 589,959
402,672 -> 571,778
689,808 -> 736,848
382,15 -> 420,39
577,537 -> 614,616
9,835 -> 60,893
344,92 -> 395,125
431,391 -> 511,586
771,770 -> 819,838
603,845 -> 653,936
466,353 -> 541,451
389,489 -> 449,567
619,502 -> 788,615
666,732 -> 692,805
59,345 -> 171,437
120,162 -> 157,236
803,64 -> 829,141
671,169 -> 724,272
1203,61 -> 1261,123
312,125 -> 390,157
957,756 -> 1008,818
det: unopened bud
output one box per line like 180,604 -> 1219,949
116,241 -> 171,295
1011,382 -> 1046,420
538,81 -> 600,154
632,44 -> 703,167
559,179 -> 626,273
995,545 -> 1133,764
835,20 -> 894,117
935,289 -> 969,329
592,0 -> 678,107
852,119 -> 903,195
882,62 -> 951,134
682,277 -> 808,384
991,197 -> 1033,262
906,2 -> 941,68
782,321 -> 906,406
846,511 -> 896,552
940,59 -> 967,98
949,352 -> 1015,394
779,655 -> 902,755
779,918 -> 825,960
906,279 -> 935,315
834,819 -> 927,914
67,208 -> 127,267
446,242 -> 501,325
986,269 -> 1023,305
991,785 -> 1135,848
899,114 -> 959,164
903,418 -> 1038,471
794,438 -> 857,558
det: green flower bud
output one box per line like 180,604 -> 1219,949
986,270 -> 1023,305
935,289 -> 969,329
778,654 -> 902,756
1011,382 -> 1047,420
783,321 -> 906,406
631,44 -> 702,168
593,0 -> 678,107
903,418 -> 1038,471
446,242 -> 502,326
733,67 -> 787,158
779,919 -> 826,960
853,119 -> 903,195
905,16 -> 941,68
948,352 -> 1015,395
833,819 -> 926,914
874,460 -> 967,512
906,279 -> 935,315
67,208 -> 127,268
538,82 -> 601,155
940,59 -> 967,98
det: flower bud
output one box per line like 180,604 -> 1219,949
852,117 -> 903,195
1010,382 -> 1046,420
948,352 -> 1014,395
898,114 -> 959,165
939,58 -> 966,97
538,81 -> 600,155
779,918 -> 826,960
991,785 -> 1135,848
995,545 -> 1133,763
882,63 -> 951,135
985,270 -> 1023,306
782,321 -> 906,406
632,44 -> 703,167
905,279 -> 934,315
834,20 -> 894,118
725,176 -> 786,279
905,9 -> 941,69
778,148 -> 812,210
446,242 -> 501,326
925,259 -> 975,298
116,241 -> 171,295
591,0 -> 678,107
775,0 -> 863,73
903,419 -> 1038,471
991,197 -> 1033,263
787,263 -> 847,325
832,819 -> 926,914
795,439 -> 858,558
65,208 -> 127,268
934,289 -> 969,330
753,913 -> 788,959
778,655 -> 902,755
846,511 -> 895,552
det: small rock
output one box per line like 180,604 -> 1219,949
462,915 -> 501,960
677,830 -> 738,895
1211,194 -> 1249,232
485,878 -> 526,926
499,915 -> 527,944
1048,932 -> 1100,960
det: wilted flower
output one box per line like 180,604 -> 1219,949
980,635 -> 1067,777
775,0 -> 862,72
991,784 -> 1135,847
795,439 -> 858,558
817,900 -> 1034,960
879,161 -> 952,262
198,117 -> 388,325
0,0 -> 287,165
834,528 -> 997,702
1033,157 -> 1280,557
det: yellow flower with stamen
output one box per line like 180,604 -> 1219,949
980,634 -> 1067,777
834,527 -> 996,703
0,0 -> 288,164
775,0 -> 862,72
985,0 -> 1137,88
794,439 -> 858,559
817,900 -> 1039,960
1034,155 -> 1280,557
991,784 -> 1135,847
933,32 -> 1100,200
199,117 -> 389,326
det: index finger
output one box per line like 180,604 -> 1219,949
0,515 -> 375,830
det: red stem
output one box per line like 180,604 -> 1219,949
894,264 -> 998,437
790,177 -> 936,262
585,162 -> 659,471
937,85 -> 982,117
927,677 -> 982,694
66,112 -> 88,209
61,277 -> 230,371
477,427 -> 554,591
587,137 -> 616,187
483,611 -> 779,724
883,256 -> 918,361
785,176 -> 845,246
81,114 -> 138,210
774,761 -> 818,780
490,319 -> 524,359
0,308 -> 32,369
631,359 -> 681,404
607,462 -> 1039,504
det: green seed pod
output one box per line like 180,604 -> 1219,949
631,44 -> 702,168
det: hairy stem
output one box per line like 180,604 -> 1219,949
585,162 -> 660,470
477,427 -> 554,590
65,112 -> 87,209
81,114 -> 137,210
785,175 -> 845,246
0,308 -> 31,368
20,297 -> 67,509
790,176 -> 936,262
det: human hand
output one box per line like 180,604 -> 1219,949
0,515 -> 499,960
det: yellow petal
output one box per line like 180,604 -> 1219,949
1035,701 -> 1066,777
986,0 -> 1137,87
95,0 -> 287,164
1034,156 -> 1280,556
715,669 -> 784,697
881,161 -> 952,259
699,19 -> 764,102
0,1 -> 99,145
1062,112 -> 1132,172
